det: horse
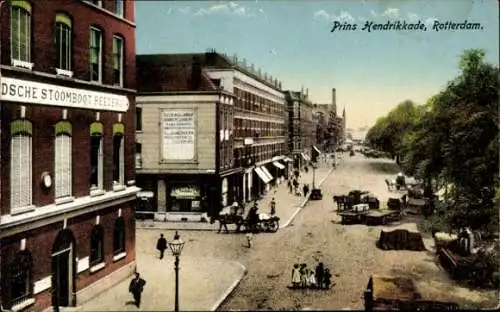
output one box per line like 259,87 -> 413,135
213,213 -> 246,233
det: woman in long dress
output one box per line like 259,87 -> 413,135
291,264 -> 301,288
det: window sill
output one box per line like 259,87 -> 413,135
113,252 -> 127,262
89,262 -> 106,273
55,68 -> 74,78
113,185 -> 126,192
55,196 -> 75,205
11,298 -> 35,312
10,205 -> 36,216
11,59 -> 34,70
90,189 -> 106,197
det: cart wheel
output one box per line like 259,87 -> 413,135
262,221 -> 270,232
268,219 -> 279,232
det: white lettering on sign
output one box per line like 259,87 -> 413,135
161,109 -> 196,160
0,77 -> 129,112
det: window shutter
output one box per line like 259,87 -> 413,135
55,135 -> 72,198
11,135 -> 32,210
10,136 -> 22,210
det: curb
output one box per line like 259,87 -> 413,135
211,261 -> 248,311
281,166 -> 336,228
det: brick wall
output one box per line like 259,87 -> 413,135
0,201 -> 136,311
0,0 -> 136,90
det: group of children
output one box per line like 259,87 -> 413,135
290,262 -> 333,289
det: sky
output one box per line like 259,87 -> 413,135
135,0 -> 499,133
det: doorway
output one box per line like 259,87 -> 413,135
51,230 -> 76,308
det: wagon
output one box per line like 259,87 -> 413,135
254,213 -> 280,233
216,210 -> 280,233
364,210 -> 401,225
364,275 -> 459,311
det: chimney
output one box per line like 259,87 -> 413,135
332,88 -> 337,116
205,49 -> 217,65
191,58 -> 202,90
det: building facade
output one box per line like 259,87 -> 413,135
285,90 -> 315,169
135,55 -> 235,221
135,51 -> 288,220
0,1 -> 139,311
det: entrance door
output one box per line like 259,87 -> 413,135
52,249 -> 72,307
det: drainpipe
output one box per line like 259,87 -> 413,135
0,1 -> 5,308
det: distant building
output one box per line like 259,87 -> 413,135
0,1 -> 138,311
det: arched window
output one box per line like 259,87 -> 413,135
89,225 -> 104,266
112,123 -> 125,189
55,13 -> 72,71
11,0 -> 32,64
10,119 -> 33,212
113,217 -> 126,255
54,121 -> 72,201
9,251 -> 32,307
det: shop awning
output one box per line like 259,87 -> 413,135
283,157 -> 293,162
301,153 -> 310,161
255,167 -> 271,184
313,145 -> 322,154
272,161 -> 285,169
260,166 -> 274,181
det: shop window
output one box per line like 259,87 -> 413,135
112,35 -> 124,86
113,217 -> 126,255
10,120 -> 32,212
54,122 -> 72,201
55,13 -> 72,73
89,27 -> 102,82
135,142 -> 142,169
89,225 -> 104,266
11,0 -> 32,67
9,251 -> 33,308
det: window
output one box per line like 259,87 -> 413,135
112,36 -> 124,86
135,142 -> 142,169
115,0 -> 124,17
11,0 -> 31,65
10,120 -> 32,212
90,225 -> 104,266
113,217 -> 125,254
55,14 -> 72,72
90,122 -> 103,193
89,28 -> 102,82
54,122 -> 72,201
112,124 -> 125,188
88,0 -> 102,7
135,107 -> 142,131
9,251 -> 32,308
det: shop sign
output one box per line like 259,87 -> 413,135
170,186 -> 200,198
1,77 -> 129,112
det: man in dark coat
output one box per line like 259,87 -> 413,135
156,234 -> 167,259
129,272 -> 146,307
247,203 -> 259,232
303,184 -> 310,197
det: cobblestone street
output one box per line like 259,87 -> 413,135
80,155 -> 498,311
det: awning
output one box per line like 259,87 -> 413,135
254,167 -> 271,184
283,157 -> 293,162
313,145 -> 322,154
260,166 -> 274,181
272,161 -> 285,169
301,153 -> 310,161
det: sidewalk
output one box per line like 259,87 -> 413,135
138,157 -> 339,231
76,253 -> 247,311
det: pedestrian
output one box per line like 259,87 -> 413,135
246,232 -> 253,248
287,180 -> 293,193
300,264 -> 308,288
323,268 -> 332,289
315,262 -> 324,289
304,166 -> 309,173
291,264 -> 301,288
308,270 -> 317,288
156,234 -> 167,259
129,272 -> 146,308
303,184 -> 309,197
247,203 -> 259,233
270,198 -> 276,216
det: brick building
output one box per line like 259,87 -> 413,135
284,89 -> 315,169
0,0 -> 139,311
134,51 -> 288,220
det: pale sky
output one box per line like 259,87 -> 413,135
136,0 -> 499,131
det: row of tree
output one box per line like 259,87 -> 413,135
365,49 -> 499,235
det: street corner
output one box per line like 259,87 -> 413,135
78,255 -> 247,311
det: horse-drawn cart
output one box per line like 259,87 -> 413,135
216,208 -> 280,233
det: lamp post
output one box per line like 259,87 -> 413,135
168,231 -> 185,312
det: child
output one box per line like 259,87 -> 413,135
308,270 -> 317,288
323,268 -> 332,289
300,264 -> 308,288
246,232 -> 253,248
291,264 -> 301,288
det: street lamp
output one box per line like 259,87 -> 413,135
168,231 -> 185,312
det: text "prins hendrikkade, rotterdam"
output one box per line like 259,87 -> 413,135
330,20 -> 484,33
